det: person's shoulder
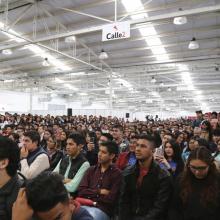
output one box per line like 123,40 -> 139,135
72,207 -> 93,220
152,161 -> 172,179
122,164 -> 136,177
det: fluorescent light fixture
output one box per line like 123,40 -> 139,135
64,83 -> 78,91
79,92 -> 88,96
177,64 -> 189,71
150,77 -> 156,83
69,72 -> 85,76
194,90 -> 202,95
146,99 -> 153,103
115,79 -> 132,88
65,36 -> 76,43
2,49 -> 12,55
99,49 -> 108,60
188,38 -> 199,50
121,0 -> 143,12
173,16 -> 187,25
55,77 -> 64,83
4,79 -> 14,83
42,58 -> 50,67
122,1 -> 170,62
150,91 -> 160,97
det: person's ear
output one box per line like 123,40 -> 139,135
78,144 -> 83,150
110,153 -> 115,160
0,159 -> 9,169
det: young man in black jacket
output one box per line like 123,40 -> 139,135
119,134 -> 173,220
0,136 -> 21,220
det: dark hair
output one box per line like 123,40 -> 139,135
197,138 -> 209,149
100,141 -> 119,156
113,124 -> 123,132
23,131 -> 40,145
0,136 -> 20,176
213,128 -> 220,137
180,147 -> 219,207
164,139 -> 182,162
26,172 -> 69,212
68,132 -> 85,146
164,139 -> 184,176
101,133 -> 113,141
138,134 -> 155,148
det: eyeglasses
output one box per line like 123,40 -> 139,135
189,164 -> 209,171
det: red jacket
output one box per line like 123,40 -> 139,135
116,152 -> 130,170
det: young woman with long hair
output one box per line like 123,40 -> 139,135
169,146 -> 220,220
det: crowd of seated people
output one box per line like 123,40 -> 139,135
0,110 -> 220,220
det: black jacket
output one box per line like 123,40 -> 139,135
169,174 -> 220,220
119,160 -> 173,220
0,175 -> 22,220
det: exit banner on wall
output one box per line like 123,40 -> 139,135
102,21 -> 130,41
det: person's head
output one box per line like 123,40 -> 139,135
22,131 -> 40,152
180,147 -> 219,207
164,139 -> 181,162
175,132 -> 184,144
129,135 -> 138,152
86,131 -> 97,145
187,147 -> 215,179
200,120 -> 212,141
38,126 -> 44,135
188,136 -> 199,151
112,125 -> 123,140
16,127 -> 24,138
98,141 -> 118,165
0,136 -> 20,178
211,111 -> 218,119
136,134 -> 155,162
196,110 -> 203,119
26,172 -> 73,220
212,128 -> 220,143
99,133 -> 113,145
5,125 -> 13,135
95,129 -> 102,141
43,130 -> 52,141
47,136 -> 57,151
60,131 -> 67,141
66,132 -> 85,158
193,126 -> 201,136
162,132 -> 172,146
8,132 -> 20,143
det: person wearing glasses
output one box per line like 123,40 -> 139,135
169,146 -> 220,220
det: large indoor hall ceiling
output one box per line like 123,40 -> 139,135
0,0 -> 220,114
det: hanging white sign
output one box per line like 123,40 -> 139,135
102,21 -> 130,41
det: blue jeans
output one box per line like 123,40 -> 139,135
81,206 -> 110,220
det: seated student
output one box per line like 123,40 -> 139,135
53,132 -> 90,194
0,136 -> 21,220
169,147 -> 220,220
119,134 -> 172,220
78,141 -> 122,220
212,139 -> 220,170
182,136 -> 199,163
116,135 -> 138,170
12,172 -> 94,220
20,131 -> 50,179
45,136 -> 63,170
154,139 -> 184,177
